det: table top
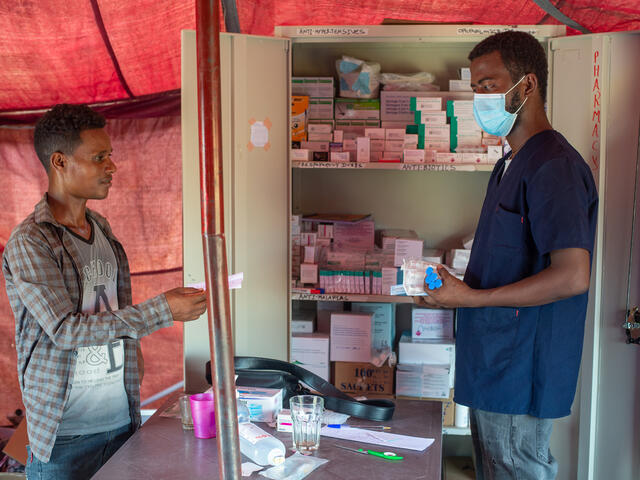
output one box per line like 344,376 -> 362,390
94,393 -> 442,480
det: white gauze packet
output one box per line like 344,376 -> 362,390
401,258 -> 441,295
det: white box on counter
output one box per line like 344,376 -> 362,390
236,386 -> 283,422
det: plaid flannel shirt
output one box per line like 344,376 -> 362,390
2,195 -> 173,462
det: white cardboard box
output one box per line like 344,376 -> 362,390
399,334 -> 455,365
236,386 -> 283,422
330,313 -> 372,362
396,363 -> 451,399
292,309 -> 316,333
398,334 -> 455,387
290,333 -> 330,381
412,308 -> 454,340
394,238 -> 424,267
351,302 -> 395,354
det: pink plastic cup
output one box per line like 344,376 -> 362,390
189,393 -> 216,439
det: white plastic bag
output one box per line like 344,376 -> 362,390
336,56 -> 381,98
259,452 -> 329,480
380,72 -> 437,91
401,258 -> 442,295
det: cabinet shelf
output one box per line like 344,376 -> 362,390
291,291 -> 416,303
292,161 -> 494,172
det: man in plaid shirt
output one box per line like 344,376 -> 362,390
2,104 -> 207,479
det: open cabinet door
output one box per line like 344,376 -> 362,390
182,31 -> 290,393
550,32 -> 640,480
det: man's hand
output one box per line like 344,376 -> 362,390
164,287 -> 207,322
415,266 -> 477,308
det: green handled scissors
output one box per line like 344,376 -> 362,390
334,444 -> 404,460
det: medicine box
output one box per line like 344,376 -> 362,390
370,139 -> 385,152
403,149 -> 425,164
364,127 -> 386,139
308,131 -> 333,142
334,98 -> 381,120
276,409 -> 293,432
380,90 -> 433,122
351,302 -> 395,354
449,79 -> 471,91
412,308 -> 454,340
356,136 -> 371,163
395,363 -> 452,399
330,151 -> 350,162
291,77 -> 335,98
300,263 -> 318,284
416,110 -> 447,124
291,149 -> 311,162
333,221 -> 375,251
308,98 -> 334,120
394,238 -> 424,267
291,95 -> 309,142
410,97 -> 443,112
398,333 -> 455,365
292,309 -> 316,333
332,362 -> 395,396
237,386 -> 283,422
290,333 -> 330,381
446,249 -> 471,270
330,312 -> 373,362
381,267 -> 399,295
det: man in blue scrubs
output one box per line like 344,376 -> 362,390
418,32 -> 598,479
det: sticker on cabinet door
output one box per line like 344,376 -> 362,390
296,26 -> 368,37
248,117 -> 271,151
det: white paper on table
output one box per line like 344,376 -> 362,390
242,462 -> 263,477
322,409 -> 350,425
187,272 -> 243,290
320,426 -> 434,451
159,399 -> 181,419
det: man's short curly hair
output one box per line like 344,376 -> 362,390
469,31 -> 548,103
34,104 -> 106,172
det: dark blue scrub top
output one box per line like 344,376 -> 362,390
454,130 -> 598,418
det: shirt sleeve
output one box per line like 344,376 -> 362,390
4,231 -> 173,350
527,156 -> 596,256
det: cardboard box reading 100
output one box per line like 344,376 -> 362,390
333,362 -> 395,395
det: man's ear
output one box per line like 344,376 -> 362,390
50,152 -> 66,172
523,73 -> 539,98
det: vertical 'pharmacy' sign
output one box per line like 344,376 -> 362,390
591,39 -> 602,172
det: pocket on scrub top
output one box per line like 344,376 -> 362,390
489,205 -> 524,250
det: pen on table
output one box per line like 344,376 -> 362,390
327,424 -> 390,430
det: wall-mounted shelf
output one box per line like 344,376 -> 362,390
292,161 -> 494,172
291,291 -> 416,303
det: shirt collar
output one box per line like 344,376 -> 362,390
34,193 -> 114,239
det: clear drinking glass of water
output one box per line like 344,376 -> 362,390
289,395 -> 324,455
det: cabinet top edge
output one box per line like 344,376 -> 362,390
274,24 -> 566,42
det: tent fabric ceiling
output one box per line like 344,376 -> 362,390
1,1 -> 639,113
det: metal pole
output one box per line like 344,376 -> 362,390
195,1 -> 242,479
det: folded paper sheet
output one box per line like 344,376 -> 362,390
320,426 -> 434,451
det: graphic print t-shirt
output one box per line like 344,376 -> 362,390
58,219 -> 131,435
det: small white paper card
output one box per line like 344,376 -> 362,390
187,272 -> 243,290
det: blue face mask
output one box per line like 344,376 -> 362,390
473,76 -> 527,137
